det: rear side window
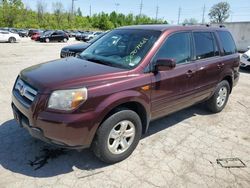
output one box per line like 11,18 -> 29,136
194,32 -> 218,60
154,32 -> 191,64
217,31 -> 237,55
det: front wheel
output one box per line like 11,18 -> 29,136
92,109 -> 142,163
63,38 -> 68,42
206,80 -> 230,113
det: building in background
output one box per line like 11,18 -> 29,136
212,22 -> 250,52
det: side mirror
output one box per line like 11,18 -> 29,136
154,58 -> 176,72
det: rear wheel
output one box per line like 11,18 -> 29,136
92,109 -> 142,163
9,37 -> 16,43
206,80 -> 230,113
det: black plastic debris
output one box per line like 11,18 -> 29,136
28,147 -> 67,170
216,158 -> 246,168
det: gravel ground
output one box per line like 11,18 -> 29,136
0,38 -> 250,188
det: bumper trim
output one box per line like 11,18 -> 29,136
21,118 -> 88,150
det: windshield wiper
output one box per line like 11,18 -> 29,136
85,57 -> 112,66
78,56 -> 129,69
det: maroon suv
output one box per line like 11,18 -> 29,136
12,25 -> 240,163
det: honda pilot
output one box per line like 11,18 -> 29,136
12,25 -> 240,163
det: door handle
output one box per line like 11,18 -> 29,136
186,70 -> 194,78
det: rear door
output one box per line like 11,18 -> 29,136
193,31 -> 222,99
150,32 -> 199,119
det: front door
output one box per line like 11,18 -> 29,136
150,32 -> 199,119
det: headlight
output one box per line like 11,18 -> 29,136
48,88 -> 88,111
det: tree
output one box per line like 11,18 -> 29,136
183,18 -> 198,25
53,2 -> 64,28
209,2 -> 230,23
1,0 -> 24,27
76,7 -> 82,17
36,0 -> 46,26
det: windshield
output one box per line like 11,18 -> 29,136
79,29 -> 161,70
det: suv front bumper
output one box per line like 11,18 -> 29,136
11,93 -> 98,149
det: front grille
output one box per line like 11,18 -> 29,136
61,50 -> 76,58
14,78 -> 37,107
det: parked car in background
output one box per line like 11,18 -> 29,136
28,29 -> 41,37
76,31 -> 103,42
75,31 -> 87,41
240,46 -> 250,68
0,30 -> 21,43
31,31 -> 43,41
40,30 -> 69,43
81,31 -> 103,42
17,29 -> 29,37
0,27 -> 18,33
60,32 -> 108,58
12,25 -> 239,163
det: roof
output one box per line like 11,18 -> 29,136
118,24 -> 228,32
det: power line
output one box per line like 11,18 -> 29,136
155,5 -> 159,21
115,3 -> 120,12
202,4 -> 206,24
139,0 -> 143,17
71,0 -> 77,15
177,7 -> 181,25
89,5 -> 92,17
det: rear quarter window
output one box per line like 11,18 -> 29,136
217,31 -> 237,55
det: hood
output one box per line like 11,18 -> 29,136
62,43 -> 90,52
20,57 -> 127,93
245,49 -> 250,57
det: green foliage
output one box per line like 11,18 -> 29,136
183,18 -> 198,25
209,2 -> 230,23
0,0 -> 168,29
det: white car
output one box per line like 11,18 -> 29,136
0,30 -> 21,43
240,46 -> 250,68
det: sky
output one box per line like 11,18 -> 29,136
22,0 -> 250,24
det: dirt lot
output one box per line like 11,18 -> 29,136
0,38 -> 250,188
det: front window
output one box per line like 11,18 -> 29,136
79,29 -> 161,69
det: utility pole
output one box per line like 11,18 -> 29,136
202,4 -> 206,24
177,7 -> 181,25
71,0 -> 77,16
89,5 -> 92,17
155,5 -> 159,22
139,0 -> 143,17
230,11 -> 233,22
115,3 -> 120,12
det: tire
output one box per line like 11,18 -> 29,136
92,109 -> 142,163
63,38 -> 68,42
206,80 -> 230,113
45,38 -> 50,43
9,37 -> 16,43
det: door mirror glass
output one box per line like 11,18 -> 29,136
155,58 -> 176,72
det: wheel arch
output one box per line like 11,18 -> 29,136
221,75 -> 233,93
